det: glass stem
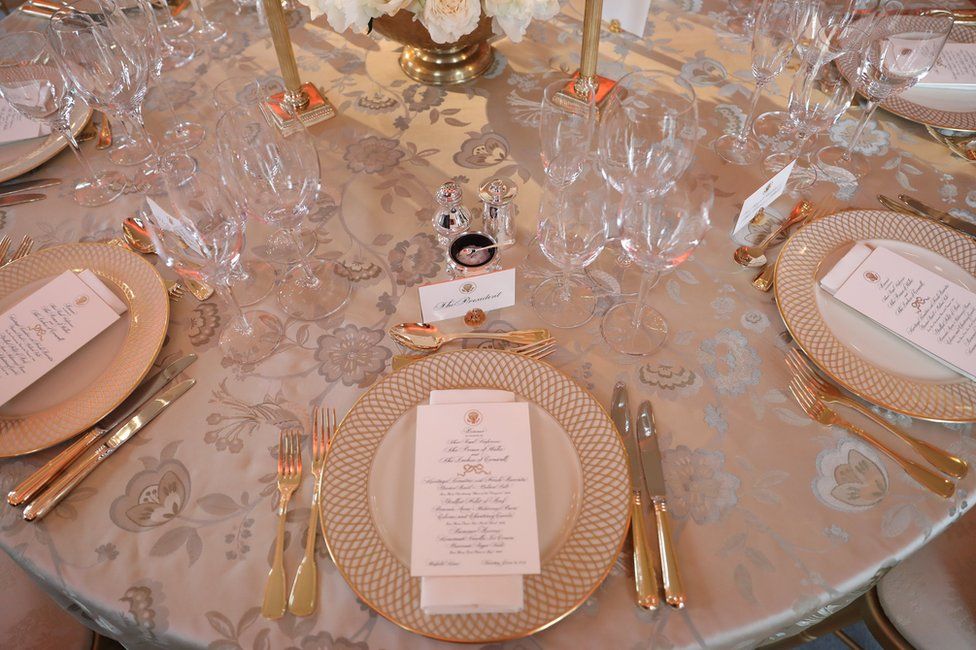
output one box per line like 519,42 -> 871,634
54,119 -> 99,182
842,99 -> 880,162
216,275 -> 253,333
738,78 -> 767,142
287,226 -> 319,286
630,271 -> 660,329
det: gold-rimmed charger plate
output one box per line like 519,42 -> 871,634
0,102 -> 91,184
0,243 -> 169,456
321,349 -> 630,643
775,209 -> 976,422
836,23 -> 976,132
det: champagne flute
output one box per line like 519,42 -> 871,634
0,31 -> 125,206
600,176 -> 713,356
714,0 -> 808,165
817,6 -> 953,180
142,168 -> 282,364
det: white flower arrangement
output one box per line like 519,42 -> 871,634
305,0 -> 559,44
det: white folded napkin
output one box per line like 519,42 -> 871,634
419,389 -> 524,615
819,242 -> 873,295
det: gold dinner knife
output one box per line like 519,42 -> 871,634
23,379 -> 195,521
8,354 -> 197,507
611,382 -> 659,610
637,401 -> 685,609
897,195 -> 976,240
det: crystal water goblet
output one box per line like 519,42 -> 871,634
817,6 -> 953,181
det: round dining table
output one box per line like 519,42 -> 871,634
1,0 -> 974,648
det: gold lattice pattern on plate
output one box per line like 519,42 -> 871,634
321,349 -> 630,643
0,243 -> 169,456
837,23 -> 976,131
775,209 -> 976,422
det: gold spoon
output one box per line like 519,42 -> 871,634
122,217 -> 214,301
733,200 -> 813,268
390,322 -> 550,352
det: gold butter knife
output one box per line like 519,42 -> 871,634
612,382 -> 659,610
24,379 -> 195,521
637,401 -> 685,609
8,354 -> 197,507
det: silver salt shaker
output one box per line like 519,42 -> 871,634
478,178 -> 517,246
431,180 -> 471,246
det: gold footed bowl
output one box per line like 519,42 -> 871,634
371,11 -> 494,85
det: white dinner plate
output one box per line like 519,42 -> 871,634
0,102 -> 91,184
321,349 -> 630,643
775,209 -> 976,421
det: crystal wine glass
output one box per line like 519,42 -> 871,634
598,70 -> 699,196
153,0 -> 195,40
714,0 -> 809,165
48,1 -> 186,195
532,167 -> 612,329
124,0 -> 205,153
0,31 -> 125,207
216,104 -> 350,321
189,0 -> 228,42
761,26 -> 857,188
817,6 -> 953,181
601,176 -> 713,356
539,78 -> 596,187
142,168 -> 282,364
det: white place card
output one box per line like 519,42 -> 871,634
0,95 -> 49,146
731,160 -> 796,238
418,268 -> 515,323
0,270 -> 127,406
603,0 -> 652,37
916,43 -> 976,89
822,244 -> 976,382
411,401 -> 540,578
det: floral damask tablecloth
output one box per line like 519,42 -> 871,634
1,1 -> 975,648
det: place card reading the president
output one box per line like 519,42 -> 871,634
411,402 -> 540,578
418,268 -> 515,323
824,245 -> 976,381
0,270 -> 127,405
732,160 -> 796,241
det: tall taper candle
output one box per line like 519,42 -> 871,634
261,0 -> 307,109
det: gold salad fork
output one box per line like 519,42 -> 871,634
785,350 -> 968,479
1,235 -> 33,268
787,377 -> 954,499
262,429 -> 303,619
289,407 -> 336,616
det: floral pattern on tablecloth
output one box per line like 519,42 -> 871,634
0,1 -> 975,649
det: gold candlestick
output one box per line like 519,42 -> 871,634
556,0 -> 615,111
260,0 -> 336,133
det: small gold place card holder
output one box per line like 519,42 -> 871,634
260,0 -> 336,133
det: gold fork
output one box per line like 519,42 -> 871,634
2,235 -> 33,267
787,377 -> 954,499
0,234 -> 10,264
786,350 -> 968,479
262,428 -> 303,619
288,407 -> 335,616
165,281 -> 186,303
391,337 -> 557,371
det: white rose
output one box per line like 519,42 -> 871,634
422,0 -> 481,44
484,0 -> 558,42
306,0 -> 412,32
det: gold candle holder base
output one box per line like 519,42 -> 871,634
554,71 -> 616,112
261,83 -> 336,134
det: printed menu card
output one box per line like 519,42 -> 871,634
917,43 -> 976,88
0,270 -> 127,406
411,401 -> 540,579
821,244 -> 976,381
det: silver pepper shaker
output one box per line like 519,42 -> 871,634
431,180 -> 471,246
478,178 -> 517,246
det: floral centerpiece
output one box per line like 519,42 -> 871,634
304,0 -> 560,84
